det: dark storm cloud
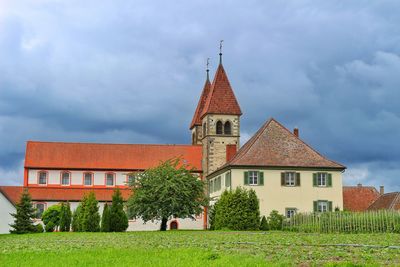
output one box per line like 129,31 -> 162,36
0,1 -> 399,191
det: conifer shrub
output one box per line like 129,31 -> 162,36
59,202 -> 72,232
260,216 -> 269,231
267,210 -> 285,230
35,223 -> 44,233
101,203 -> 111,232
110,189 -> 128,232
72,205 -> 81,232
45,221 -> 56,232
81,192 -> 100,232
213,187 -> 260,230
42,205 -> 62,232
9,189 -> 36,234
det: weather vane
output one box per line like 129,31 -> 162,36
219,40 -> 224,63
206,57 -> 210,70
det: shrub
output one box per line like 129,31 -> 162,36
110,189 -> 128,232
45,221 -> 56,232
208,205 -> 216,230
9,189 -> 36,234
260,216 -> 269,231
213,187 -> 260,230
72,205 -> 81,232
35,223 -> 44,233
42,205 -> 62,232
267,210 -> 285,230
81,192 -> 100,232
101,203 -> 111,232
59,202 -> 72,232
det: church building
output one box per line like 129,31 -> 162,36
0,52 -> 345,233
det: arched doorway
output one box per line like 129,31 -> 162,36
170,220 -> 178,230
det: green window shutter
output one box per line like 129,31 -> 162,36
313,201 -> 318,212
327,173 -> 332,187
313,173 -> 317,187
244,171 -> 249,185
296,173 -> 301,186
328,201 -> 333,212
281,173 -> 285,186
259,172 -> 264,185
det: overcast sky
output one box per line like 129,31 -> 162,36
1,1 -> 399,191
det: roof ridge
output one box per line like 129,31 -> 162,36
27,141 -> 202,147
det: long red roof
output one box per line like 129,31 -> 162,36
200,64 -> 242,118
0,186 -> 132,205
25,141 -> 202,171
343,185 -> 380,211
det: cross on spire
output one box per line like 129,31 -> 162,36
219,40 -> 224,64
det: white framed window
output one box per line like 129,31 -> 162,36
317,173 -> 327,187
285,172 -> 296,186
318,201 -> 328,212
84,173 -> 93,186
286,208 -> 297,218
61,172 -> 70,185
248,171 -> 258,185
38,172 -> 47,185
127,174 -> 135,185
35,203 -> 46,219
106,173 -> 115,186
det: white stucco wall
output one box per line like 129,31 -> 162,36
0,193 -> 16,234
208,168 -> 343,216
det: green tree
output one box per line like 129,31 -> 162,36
127,158 -> 208,231
101,203 -> 111,232
42,205 -> 62,232
267,210 -> 285,230
260,216 -> 269,231
81,192 -> 100,232
213,187 -> 260,230
72,205 -> 81,232
9,189 -> 36,234
59,202 -> 72,232
208,205 -> 217,230
110,189 -> 129,232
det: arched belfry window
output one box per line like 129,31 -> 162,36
216,121 -> 223,135
203,122 -> 207,137
224,121 -> 232,135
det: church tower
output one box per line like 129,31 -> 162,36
191,51 -> 242,176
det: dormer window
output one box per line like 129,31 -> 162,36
224,121 -> 231,135
216,121 -> 223,134
61,172 -> 70,185
38,171 -> 47,185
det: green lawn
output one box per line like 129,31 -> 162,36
0,231 -> 399,266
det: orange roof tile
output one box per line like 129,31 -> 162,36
190,78 -> 211,129
343,185 -> 380,211
200,64 -> 242,118
368,192 -> 400,211
0,186 -> 132,205
25,141 -> 202,171
223,118 -> 345,169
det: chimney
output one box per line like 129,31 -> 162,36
380,185 -> 384,195
226,144 -> 237,162
293,128 -> 299,137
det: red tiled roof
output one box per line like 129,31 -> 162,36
200,64 -> 242,118
223,118 -> 345,169
0,186 -> 132,205
368,192 -> 400,211
190,78 -> 211,129
343,186 -> 380,211
25,142 -> 202,171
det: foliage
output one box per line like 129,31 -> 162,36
110,189 -> 129,232
213,187 -> 260,230
101,203 -> 111,232
127,158 -> 208,231
42,205 -> 62,231
9,189 -> 36,234
45,221 -> 56,232
259,216 -> 269,231
72,205 -> 81,232
81,192 -> 101,232
59,202 -> 72,232
283,210 -> 400,233
208,205 -> 216,230
35,223 -> 44,233
267,210 -> 285,230
1,231 -> 400,266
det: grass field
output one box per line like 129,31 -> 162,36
1,231 -> 399,266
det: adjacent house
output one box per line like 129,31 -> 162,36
343,184 -> 382,211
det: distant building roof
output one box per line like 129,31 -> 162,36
24,141 -> 202,171
368,192 -> 400,211
0,186 -> 132,205
200,64 -> 242,118
220,118 -> 345,170
343,185 -> 381,211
